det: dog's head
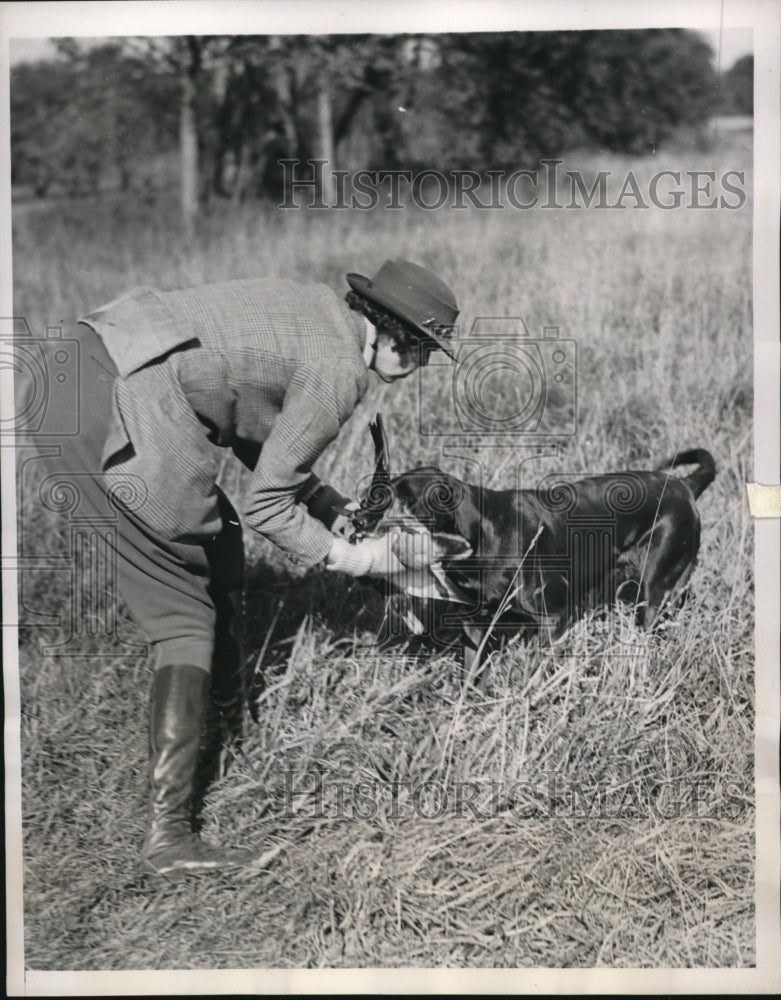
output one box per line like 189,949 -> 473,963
353,470 -> 472,562
352,416 -> 473,567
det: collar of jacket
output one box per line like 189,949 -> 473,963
78,286 -> 196,377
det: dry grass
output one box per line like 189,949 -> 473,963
14,132 -> 754,969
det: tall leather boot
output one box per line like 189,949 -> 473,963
210,586 -> 248,757
191,585 -> 248,823
141,663 -> 255,876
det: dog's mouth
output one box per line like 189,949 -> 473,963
351,493 -> 394,538
352,414 -> 472,605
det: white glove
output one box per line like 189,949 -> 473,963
326,534 -> 406,577
390,527 -> 434,570
326,528 -> 438,578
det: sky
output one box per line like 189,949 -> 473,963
9,28 -> 754,70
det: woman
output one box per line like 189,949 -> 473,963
44,258 -> 459,876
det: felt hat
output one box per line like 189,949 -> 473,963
347,259 -> 459,359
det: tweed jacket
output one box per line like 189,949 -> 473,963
79,279 -> 369,566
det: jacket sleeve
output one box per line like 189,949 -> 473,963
243,357 -> 368,566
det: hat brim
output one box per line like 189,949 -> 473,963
347,272 -> 457,361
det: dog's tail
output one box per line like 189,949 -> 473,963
658,449 -> 716,498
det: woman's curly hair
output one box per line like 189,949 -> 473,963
345,290 -> 423,364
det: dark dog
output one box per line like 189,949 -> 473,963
355,421 -> 716,665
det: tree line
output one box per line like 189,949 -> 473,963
11,30 -> 750,219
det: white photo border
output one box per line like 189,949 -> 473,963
1,1 -> 778,994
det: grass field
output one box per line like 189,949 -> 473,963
12,130 -> 755,969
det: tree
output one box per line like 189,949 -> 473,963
407,29 -> 718,168
11,59 -> 77,195
11,41 -> 178,197
719,55 -> 753,114
11,29 -> 722,209
574,30 -> 717,152
258,35 -> 414,198
177,37 -> 201,237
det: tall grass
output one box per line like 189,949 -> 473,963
13,135 -> 754,969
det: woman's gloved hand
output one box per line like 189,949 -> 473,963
326,528 -> 435,578
326,535 -> 404,577
390,527 -> 434,570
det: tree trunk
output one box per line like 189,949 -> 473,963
230,145 -> 245,204
180,37 -> 200,239
272,61 -> 300,159
316,75 -> 335,206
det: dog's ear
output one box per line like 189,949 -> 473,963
432,532 -> 472,561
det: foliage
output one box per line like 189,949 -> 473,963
417,30 -> 718,168
718,55 -> 753,115
11,30 -> 721,201
11,42 -> 178,196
